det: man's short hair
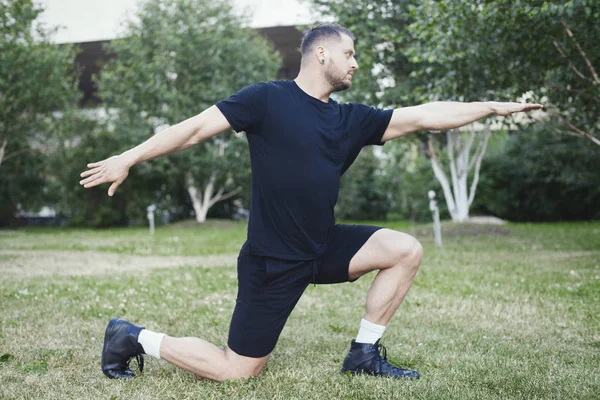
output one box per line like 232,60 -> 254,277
300,23 -> 355,57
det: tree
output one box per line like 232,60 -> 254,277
96,0 -> 280,223
403,0 -> 600,220
424,124 -> 491,222
0,0 -> 80,224
407,0 -> 600,146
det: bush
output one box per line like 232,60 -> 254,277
47,113 -> 188,227
337,140 -> 447,223
336,148 -> 393,220
472,125 -> 600,221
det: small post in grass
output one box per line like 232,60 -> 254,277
428,190 -> 443,248
147,204 -> 157,234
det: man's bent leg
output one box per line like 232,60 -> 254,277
349,229 -> 423,325
341,228 -> 423,379
160,336 -> 269,382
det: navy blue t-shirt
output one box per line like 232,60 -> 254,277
216,80 -> 393,260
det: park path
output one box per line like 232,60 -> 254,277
0,250 -> 238,279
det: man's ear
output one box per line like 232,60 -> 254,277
315,45 -> 326,63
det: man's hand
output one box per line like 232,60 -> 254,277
490,102 -> 544,116
79,154 -> 133,197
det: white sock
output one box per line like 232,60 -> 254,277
355,318 -> 386,344
138,329 -> 166,359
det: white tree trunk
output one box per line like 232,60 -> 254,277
0,139 -> 7,170
186,172 -> 241,223
427,121 -> 492,222
468,123 -> 491,207
428,139 -> 457,216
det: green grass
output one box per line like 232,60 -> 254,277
1,220 -> 599,399
0,219 -> 247,256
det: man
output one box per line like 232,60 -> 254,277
81,23 -> 542,382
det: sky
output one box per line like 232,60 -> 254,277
38,0 -> 316,43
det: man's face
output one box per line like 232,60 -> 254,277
322,34 -> 359,92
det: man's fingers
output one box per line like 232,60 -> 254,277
80,167 -> 101,178
520,103 -> 544,111
82,176 -> 106,189
503,103 -> 544,115
108,180 -> 122,197
79,173 -> 104,186
87,161 -> 103,168
517,103 -> 544,112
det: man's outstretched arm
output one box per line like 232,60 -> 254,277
381,101 -> 544,142
79,105 -> 231,196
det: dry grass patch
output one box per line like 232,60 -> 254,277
0,250 -> 237,279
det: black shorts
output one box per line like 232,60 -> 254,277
227,224 -> 382,358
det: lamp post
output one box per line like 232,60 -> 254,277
147,204 -> 157,234
428,190 -> 443,248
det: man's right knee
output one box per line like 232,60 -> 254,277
216,348 -> 269,382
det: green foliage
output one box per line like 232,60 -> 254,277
472,126 -> 600,221
310,0 -> 418,106
94,0 -> 280,225
0,140 -> 46,226
394,156 -> 446,222
336,140 -> 446,222
0,0 -> 80,225
407,0 -> 600,141
47,111 -> 190,227
336,148 -> 394,220
384,139 -> 447,222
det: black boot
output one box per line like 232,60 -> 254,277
101,318 -> 145,379
341,339 -> 420,379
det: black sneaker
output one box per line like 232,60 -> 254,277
341,339 -> 420,379
101,318 -> 145,379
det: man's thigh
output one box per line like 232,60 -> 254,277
348,228 -> 422,281
314,224 -> 382,284
228,243 -> 310,358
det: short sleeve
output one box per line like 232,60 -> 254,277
354,103 -> 394,146
216,82 -> 268,133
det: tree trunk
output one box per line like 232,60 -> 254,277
186,172 -> 241,223
427,122 -> 491,222
0,139 -> 7,170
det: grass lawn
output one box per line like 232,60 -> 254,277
1,220 -> 599,399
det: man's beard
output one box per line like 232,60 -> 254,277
324,63 -> 351,92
